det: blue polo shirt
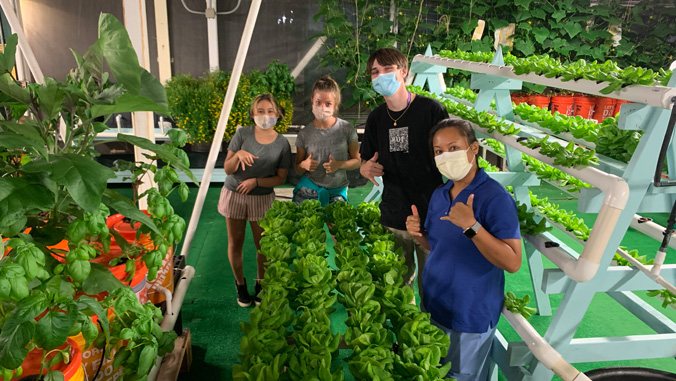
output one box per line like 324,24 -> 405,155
422,168 -> 520,333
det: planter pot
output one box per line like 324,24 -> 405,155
189,142 -> 220,152
54,243 -> 150,304
511,93 -> 530,106
69,313 -> 123,381
574,95 -> 596,119
92,246 -> 149,304
528,95 -> 551,110
147,247 -> 175,304
585,366 -> 676,380
592,97 -> 617,121
106,213 -> 174,304
615,99 -> 632,116
106,213 -> 152,246
550,95 -> 575,116
14,338 -> 84,381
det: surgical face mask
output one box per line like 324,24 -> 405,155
372,72 -> 401,97
254,115 -> 277,130
435,148 -> 475,181
312,105 -> 333,122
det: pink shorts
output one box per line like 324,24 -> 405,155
217,187 -> 275,221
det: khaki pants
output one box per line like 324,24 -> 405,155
387,227 -> 429,302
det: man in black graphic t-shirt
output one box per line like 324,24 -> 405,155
359,48 -> 448,302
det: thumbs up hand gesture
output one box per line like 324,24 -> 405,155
441,194 -> 476,228
360,152 -> 384,186
323,155 -> 340,174
301,152 -> 318,172
406,205 -> 423,237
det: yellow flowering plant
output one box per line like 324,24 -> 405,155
166,62 -> 296,144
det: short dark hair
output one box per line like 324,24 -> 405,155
429,118 -> 478,155
367,48 -> 409,75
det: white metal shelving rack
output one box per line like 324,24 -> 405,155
410,47 -> 676,380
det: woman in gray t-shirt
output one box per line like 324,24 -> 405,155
218,93 -> 291,307
294,76 -> 360,206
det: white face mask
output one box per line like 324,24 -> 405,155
435,148 -> 474,181
312,105 -> 333,122
254,115 -> 277,130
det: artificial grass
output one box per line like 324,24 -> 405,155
166,181 -> 676,380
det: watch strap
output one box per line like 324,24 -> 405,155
463,220 -> 482,238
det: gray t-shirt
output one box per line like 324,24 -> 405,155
224,126 -> 291,195
295,118 -> 358,189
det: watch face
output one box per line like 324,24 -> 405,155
464,221 -> 480,238
464,227 -> 477,238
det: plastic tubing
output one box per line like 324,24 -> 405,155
503,308 -> 591,381
147,265 -> 196,381
615,248 -> 676,295
630,215 -> 676,251
154,284 -> 173,317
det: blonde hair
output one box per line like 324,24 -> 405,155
311,75 -> 341,113
249,93 -> 284,120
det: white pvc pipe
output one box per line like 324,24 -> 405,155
206,0 -> 219,72
630,214 -> 676,251
474,124 -> 629,209
615,248 -> 676,295
503,308 -> 591,381
147,265 -> 196,381
500,137 -> 628,282
155,284 -> 173,317
160,266 -> 194,331
290,36 -> 327,79
0,0 -> 44,84
468,112 -> 630,282
412,54 -> 676,110
514,115 -> 596,150
180,0 -> 262,259
116,114 -> 123,133
652,250 -> 667,277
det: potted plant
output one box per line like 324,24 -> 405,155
0,13 -> 195,380
523,83 -> 549,110
165,60 -> 296,148
550,89 -> 575,116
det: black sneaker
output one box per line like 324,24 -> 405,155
254,281 -> 262,306
235,279 -> 252,307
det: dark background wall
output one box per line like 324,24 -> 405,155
16,0 -> 327,124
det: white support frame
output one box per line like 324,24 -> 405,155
124,0 -> 156,210
179,0 -> 262,259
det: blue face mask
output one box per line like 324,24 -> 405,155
372,72 -> 401,97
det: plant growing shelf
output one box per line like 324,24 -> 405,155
409,47 -> 676,380
412,53 -> 676,109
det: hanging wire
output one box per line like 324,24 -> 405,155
181,0 -> 242,16
180,0 -> 203,15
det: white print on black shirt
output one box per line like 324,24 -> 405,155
389,126 -> 409,153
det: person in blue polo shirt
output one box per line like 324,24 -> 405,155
406,118 -> 522,381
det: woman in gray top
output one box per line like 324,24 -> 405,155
218,93 -> 291,307
294,76 -> 360,206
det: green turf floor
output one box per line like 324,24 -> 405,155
166,181 -> 676,380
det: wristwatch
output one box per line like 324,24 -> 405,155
463,220 -> 482,239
